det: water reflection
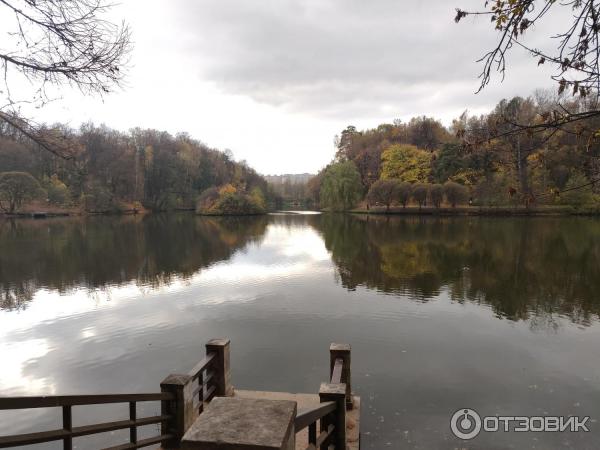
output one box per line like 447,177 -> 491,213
2,213 -> 600,449
0,214 -> 268,310
316,214 -> 600,327
2,214 -> 600,328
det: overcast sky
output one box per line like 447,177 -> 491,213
9,0 -> 566,174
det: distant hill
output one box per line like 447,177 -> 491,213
264,173 -> 313,185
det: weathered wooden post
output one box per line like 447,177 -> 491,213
160,338 -> 233,448
319,382 -> 347,450
160,373 -> 195,449
206,338 -> 233,397
330,343 -> 353,410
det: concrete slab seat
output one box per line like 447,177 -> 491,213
181,397 -> 297,450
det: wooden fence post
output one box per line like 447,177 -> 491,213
319,382 -> 346,450
160,374 -> 194,449
330,343 -> 353,410
206,338 -> 233,397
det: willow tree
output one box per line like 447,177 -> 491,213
320,161 -> 363,211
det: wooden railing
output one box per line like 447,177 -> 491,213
0,338 -> 233,450
188,351 -> 216,414
0,340 -> 353,450
294,343 -> 353,450
0,393 -> 174,449
295,401 -> 338,449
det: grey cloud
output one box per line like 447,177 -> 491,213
159,0 -> 568,120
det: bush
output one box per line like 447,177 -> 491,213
444,181 -> 468,207
367,179 -> 398,211
0,171 -> 43,213
412,183 -> 428,209
45,175 -> 71,206
83,181 -> 118,212
196,185 -> 266,215
396,182 -> 412,208
473,175 -> 511,207
197,187 -> 220,211
559,172 -> 594,206
429,184 -> 444,208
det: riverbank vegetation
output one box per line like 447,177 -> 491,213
0,123 -> 273,215
307,93 -> 600,214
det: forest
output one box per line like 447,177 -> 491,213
309,91 -> 600,213
0,122 -> 274,215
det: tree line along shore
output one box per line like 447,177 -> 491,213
297,93 -> 600,215
0,123 -> 275,217
3,92 -> 600,218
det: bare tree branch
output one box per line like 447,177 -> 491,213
0,0 -> 130,157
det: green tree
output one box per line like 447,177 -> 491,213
560,173 -> 594,206
444,181 -> 468,207
0,172 -> 42,213
432,143 -> 466,183
320,161 -> 363,211
381,144 -> 431,183
429,184 -> 444,208
412,184 -> 428,209
367,179 -> 398,212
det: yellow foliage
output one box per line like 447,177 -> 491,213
381,144 -> 431,183
219,184 -> 237,195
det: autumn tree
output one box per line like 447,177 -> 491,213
455,0 -> 600,138
0,172 -> 42,213
381,144 -> 432,183
412,184 -> 429,209
396,182 -> 413,208
0,0 -> 131,158
367,179 -> 398,212
430,184 -> 444,208
444,181 -> 468,207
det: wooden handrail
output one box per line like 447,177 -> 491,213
101,434 -> 173,450
330,357 -> 343,384
0,415 -> 171,447
0,393 -> 174,409
188,352 -> 216,379
0,394 -> 175,449
294,401 -> 336,431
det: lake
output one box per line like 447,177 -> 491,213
1,213 -> 600,449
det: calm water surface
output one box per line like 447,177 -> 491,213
1,213 -> 600,449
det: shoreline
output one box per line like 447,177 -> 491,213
350,205 -> 600,216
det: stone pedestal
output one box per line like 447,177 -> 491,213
181,397 -> 297,450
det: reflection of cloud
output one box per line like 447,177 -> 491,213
0,218 -> 335,397
0,339 -> 53,395
190,225 -> 332,304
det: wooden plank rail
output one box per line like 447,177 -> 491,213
188,353 -> 215,380
330,358 -> 343,384
296,343 -> 351,450
0,393 -> 174,409
295,402 -> 336,431
295,400 -> 340,449
0,393 -> 175,449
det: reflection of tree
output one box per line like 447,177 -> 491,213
0,281 -> 35,311
0,214 -> 268,310
316,214 -> 600,326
